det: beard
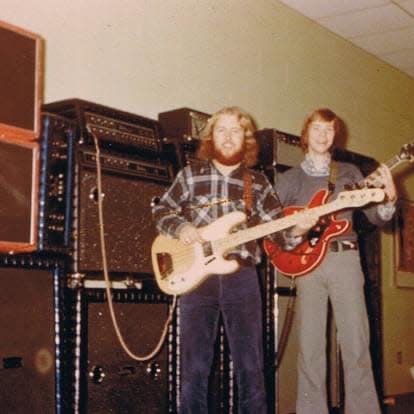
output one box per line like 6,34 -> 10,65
212,144 -> 245,166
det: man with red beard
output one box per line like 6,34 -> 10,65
153,106 -> 316,413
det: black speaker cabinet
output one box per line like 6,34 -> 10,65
74,287 -> 177,413
0,255 -> 67,413
74,149 -> 172,274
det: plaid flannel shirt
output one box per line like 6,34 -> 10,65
152,161 -> 283,264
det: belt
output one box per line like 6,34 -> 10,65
329,240 -> 358,252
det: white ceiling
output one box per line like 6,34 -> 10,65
279,0 -> 414,79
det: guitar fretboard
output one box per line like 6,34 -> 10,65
214,189 -> 383,253
352,154 -> 404,190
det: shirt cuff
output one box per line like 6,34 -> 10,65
283,231 -> 304,251
377,201 -> 396,221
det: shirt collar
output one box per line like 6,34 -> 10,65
301,153 -> 331,176
210,160 -> 244,177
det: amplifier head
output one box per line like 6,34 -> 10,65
256,128 -> 303,169
158,107 -> 210,141
42,99 -> 162,154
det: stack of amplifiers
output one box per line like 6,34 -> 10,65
0,254 -> 68,413
43,98 -> 162,156
40,99 -> 175,273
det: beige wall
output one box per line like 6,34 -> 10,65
2,0 -> 414,397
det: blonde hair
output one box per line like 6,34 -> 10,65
196,106 -> 258,167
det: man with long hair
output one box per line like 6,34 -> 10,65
276,108 -> 397,414
153,106 -> 315,413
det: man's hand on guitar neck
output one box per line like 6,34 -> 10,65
179,224 -> 205,245
287,209 -> 320,238
375,164 -> 397,203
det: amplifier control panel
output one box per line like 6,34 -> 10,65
43,99 -> 162,155
79,149 -> 174,183
38,113 -> 77,251
84,112 -> 159,153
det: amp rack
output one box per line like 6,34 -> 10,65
42,98 -> 162,155
79,148 -> 174,183
84,111 -> 158,153
38,112 -> 78,252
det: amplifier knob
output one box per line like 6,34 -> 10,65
146,362 -> 161,379
89,365 -> 106,384
89,187 -> 105,203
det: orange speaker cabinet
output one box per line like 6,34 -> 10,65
0,19 -> 43,142
0,135 -> 39,253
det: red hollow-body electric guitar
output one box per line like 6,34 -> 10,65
264,142 -> 414,278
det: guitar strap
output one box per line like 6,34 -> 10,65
328,160 -> 338,194
277,160 -> 338,369
243,170 -> 253,220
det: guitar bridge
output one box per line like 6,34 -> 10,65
202,241 -> 213,257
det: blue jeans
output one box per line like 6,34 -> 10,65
178,267 -> 267,414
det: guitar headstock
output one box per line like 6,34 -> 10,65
399,141 -> 414,163
337,188 -> 385,207
346,141 -> 414,191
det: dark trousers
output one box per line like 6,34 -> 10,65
178,267 -> 267,414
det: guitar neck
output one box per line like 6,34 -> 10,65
385,155 -> 404,170
217,199 -> 344,252
357,155 -> 402,188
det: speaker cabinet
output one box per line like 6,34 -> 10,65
0,256 -> 66,413
0,20 -> 43,141
74,150 -> 172,274
74,287 -> 177,413
0,136 -> 39,253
